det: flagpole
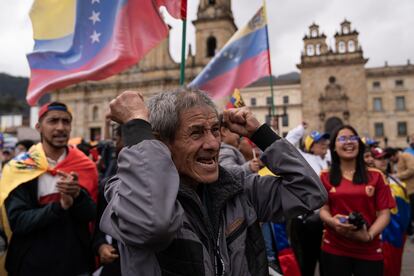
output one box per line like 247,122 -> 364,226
179,2 -> 188,86
263,0 -> 275,117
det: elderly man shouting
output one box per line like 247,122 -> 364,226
100,88 -> 327,276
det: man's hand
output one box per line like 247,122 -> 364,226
107,91 -> 149,124
56,171 -> 80,199
222,107 -> 261,138
98,244 -> 119,264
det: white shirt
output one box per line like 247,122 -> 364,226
285,124 -> 330,176
37,150 -> 67,202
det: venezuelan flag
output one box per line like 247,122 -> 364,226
26,0 -> 169,105
189,6 -> 270,99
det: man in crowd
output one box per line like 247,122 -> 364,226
0,102 -> 98,275
93,126 -> 122,275
100,89 -> 327,275
386,147 -> 414,235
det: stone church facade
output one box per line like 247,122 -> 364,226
53,1 -> 414,147
242,20 -> 414,147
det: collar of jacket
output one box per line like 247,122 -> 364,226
178,166 -> 244,233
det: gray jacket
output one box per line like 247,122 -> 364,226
219,143 -> 253,175
100,120 -> 327,275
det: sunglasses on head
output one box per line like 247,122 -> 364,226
337,135 -> 359,143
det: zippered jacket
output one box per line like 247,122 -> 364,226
100,120 -> 327,275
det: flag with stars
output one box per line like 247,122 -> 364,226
26,0 -> 170,105
188,6 -> 270,99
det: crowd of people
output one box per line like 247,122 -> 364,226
0,88 -> 413,276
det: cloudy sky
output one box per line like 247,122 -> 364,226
1,0 -> 413,78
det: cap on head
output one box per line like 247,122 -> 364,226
38,102 -> 72,121
371,147 -> 389,159
361,137 -> 378,147
304,130 -> 330,152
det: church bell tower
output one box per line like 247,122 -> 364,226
193,0 -> 237,66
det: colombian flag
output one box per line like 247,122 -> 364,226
225,88 -> 245,109
26,0 -> 170,105
189,6 -> 270,99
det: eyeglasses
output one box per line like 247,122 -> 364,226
337,135 -> 359,143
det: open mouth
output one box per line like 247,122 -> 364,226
53,135 -> 68,141
343,145 -> 356,153
196,156 -> 217,170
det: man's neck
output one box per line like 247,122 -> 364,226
42,143 -> 66,162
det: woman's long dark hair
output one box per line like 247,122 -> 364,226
329,125 -> 368,186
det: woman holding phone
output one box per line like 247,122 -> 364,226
319,125 -> 395,276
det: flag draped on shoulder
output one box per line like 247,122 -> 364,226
189,6 -> 270,99
0,143 -> 98,207
0,143 -> 98,272
26,0 -> 170,105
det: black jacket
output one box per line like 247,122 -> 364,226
5,178 -> 96,276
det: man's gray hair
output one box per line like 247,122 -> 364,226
147,87 -> 217,142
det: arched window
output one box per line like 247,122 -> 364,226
311,29 -> 317,38
206,36 -> 217,57
315,44 -> 321,55
325,117 -> 343,134
338,41 -> 346,53
343,26 -> 349,34
92,106 -> 99,121
306,44 -> 314,56
348,40 -> 355,52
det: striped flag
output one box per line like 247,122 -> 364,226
189,6 -> 270,99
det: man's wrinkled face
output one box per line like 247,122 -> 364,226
167,106 -> 221,184
36,110 -> 72,149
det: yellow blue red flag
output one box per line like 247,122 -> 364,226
225,88 -> 245,109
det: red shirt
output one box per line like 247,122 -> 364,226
320,168 -> 396,260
